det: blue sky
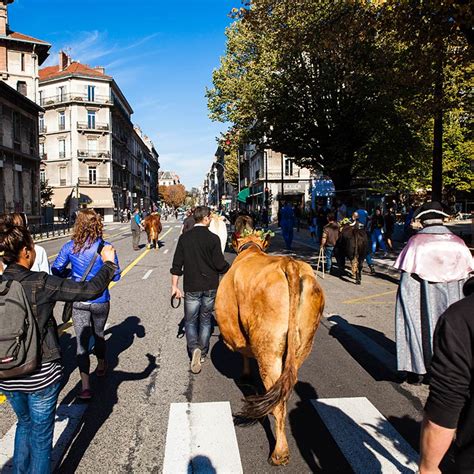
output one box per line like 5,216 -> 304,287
11,0 -> 236,189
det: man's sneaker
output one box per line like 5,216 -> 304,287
190,348 -> 202,374
200,354 -> 207,363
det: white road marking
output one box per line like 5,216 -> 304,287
143,270 -> 153,280
163,249 -> 169,254
312,397 -> 418,473
0,403 -> 87,472
175,225 -> 181,229
163,401 -> 243,474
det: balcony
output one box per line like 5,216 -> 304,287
40,93 -> 113,107
39,126 -> 47,134
77,150 -> 111,160
78,178 -> 111,186
59,151 -> 66,159
58,123 -> 66,131
77,122 -> 110,132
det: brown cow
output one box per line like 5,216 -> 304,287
143,213 -> 162,249
215,232 -> 324,465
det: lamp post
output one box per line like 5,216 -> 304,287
213,161 -> 225,209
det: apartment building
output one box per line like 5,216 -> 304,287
158,171 -> 180,187
0,81 -> 42,220
0,0 -> 50,103
39,52 -> 159,221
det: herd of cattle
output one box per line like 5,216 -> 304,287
143,212 -> 328,465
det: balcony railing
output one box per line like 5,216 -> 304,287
60,179 -> 67,186
78,178 -> 111,186
40,153 -> 47,160
77,122 -> 110,131
58,123 -> 66,131
59,152 -> 66,159
77,150 -> 111,159
39,126 -> 47,133
40,93 -> 113,106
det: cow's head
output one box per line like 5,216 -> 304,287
232,229 -> 273,253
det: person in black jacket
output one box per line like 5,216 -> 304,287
170,206 -> 230,374
419,277 -> 474,474
0,222 -> 117,474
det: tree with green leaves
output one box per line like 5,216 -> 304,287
40,180 -> 54,208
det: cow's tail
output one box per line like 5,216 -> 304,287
240,259 -> 300,420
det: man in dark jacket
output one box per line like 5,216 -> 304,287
170,206 -> 230,374
419,277 -> 474,473
321,213 -> 339,273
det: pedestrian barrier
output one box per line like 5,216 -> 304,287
30,222 -> 72,241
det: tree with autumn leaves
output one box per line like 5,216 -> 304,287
207,0 -> 473,200
159,184 -> 186,209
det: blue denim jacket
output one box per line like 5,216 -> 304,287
52,239 -> 121,304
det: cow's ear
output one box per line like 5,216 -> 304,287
262,234 -> 271,250
231,234 -> 239,251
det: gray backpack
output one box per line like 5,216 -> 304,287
0,278 -> 40,379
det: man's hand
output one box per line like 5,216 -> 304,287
100,245 -> 116,263
171,286 -> 183,299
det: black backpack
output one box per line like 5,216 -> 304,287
0,278 -> 40,379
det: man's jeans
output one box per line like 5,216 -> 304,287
324,245 -> 334,272
371,228 -> 387,253
184,290 -> 216,357
4,381 -> 61,474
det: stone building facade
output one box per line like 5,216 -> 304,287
0,81 -> 42,221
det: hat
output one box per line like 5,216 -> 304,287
413,201 -> 450,222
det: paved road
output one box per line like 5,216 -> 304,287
0,220 -> 427,473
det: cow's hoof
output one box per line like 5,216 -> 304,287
269,453 -> 290,466
355,280 -> 361,285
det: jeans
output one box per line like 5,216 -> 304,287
4,381 -> 61,474
324,245 -> 334,272
371,228 -> 387,253
281,222 -> 293,249
184,290 -> 216,357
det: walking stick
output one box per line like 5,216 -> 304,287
317,246 -> 325,279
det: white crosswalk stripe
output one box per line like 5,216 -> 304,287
163,401 -> 243,473
312,397 -> 418,473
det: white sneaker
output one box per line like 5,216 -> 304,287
190,348 -> 202,374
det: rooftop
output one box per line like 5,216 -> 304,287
39,62 -> 111,81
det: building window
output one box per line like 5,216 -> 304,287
38,90 -> 43,105
87,85 -> 95,102
88,166 -> 97,184
17,81 -> 27,97
285,157 -> 293,176
39,142 -> 45,158
58,111 -> 65,130
87,139 -> 97,156
87,110 -> 96,129
59,166 -> 66,186
40,169 -> 46,183
39,115 -> 45,133
20,53 -> 25,71
58,139 -> 66,158
57,86 -> 65,102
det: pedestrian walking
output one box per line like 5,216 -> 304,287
353,207 -> 375,274
315,202 -> 328,243
369,207 -> 388,256
384,206 -> 396,251
52,209 -> 121,399
131,206 -> 143,250
336,200 -> 347,222
181,209 -> 195,234
279,202 -> 295,250
0,221 -> 118,473
419,277 -> 474,473
0,213 -> 51,274
170,206 -> 230,374
394,201 -> 473,383
320,213 -> 339,274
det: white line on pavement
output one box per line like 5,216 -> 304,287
163,401 -> 243,474
312,397 -> 418,473
0,403 -> 87,472
143,270 -> 153,280
163,249 -> 169,254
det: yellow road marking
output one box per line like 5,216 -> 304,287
342,290 -> 397,304
48,252 -> 59,261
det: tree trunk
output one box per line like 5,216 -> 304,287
431,46 -> 444,203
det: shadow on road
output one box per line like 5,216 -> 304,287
56,316 -> 157,473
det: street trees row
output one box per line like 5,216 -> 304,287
207,0 -> 473,200
159,184 -> 186,208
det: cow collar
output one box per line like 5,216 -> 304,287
237,241 -> 264,253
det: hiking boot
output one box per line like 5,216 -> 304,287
369,265 -> 376,275
190,348 -> 202,374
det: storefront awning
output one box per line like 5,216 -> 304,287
51,187 -> 73,209
237,187 -> 250,203
79,187 -> 115,209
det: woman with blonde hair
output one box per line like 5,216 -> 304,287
52,209 -> 121,399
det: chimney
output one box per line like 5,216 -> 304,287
94,66 -> 105,75
0,0 -> 13,37
59,50 -> 70,71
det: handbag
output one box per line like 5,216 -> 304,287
61,241 -> 105,323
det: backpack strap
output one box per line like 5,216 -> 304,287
0,280 -> 13,296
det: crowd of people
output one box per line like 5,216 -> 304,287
0,200 -> 473,473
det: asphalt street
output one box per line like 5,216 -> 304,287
0,219 -> 428,473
